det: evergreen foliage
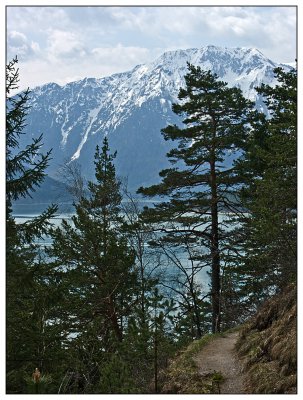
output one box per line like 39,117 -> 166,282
6,58 -> 296,394
47,139 -> 176,393
6,57 -> 58,393
49,139 -> 137,345
234,67 -> 297,306
138,64 -> 253,333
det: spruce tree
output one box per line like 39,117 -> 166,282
6,57 -> 58,393
138,64 -> 252,333
48,138 -> 138,387
235,66 -> 297,305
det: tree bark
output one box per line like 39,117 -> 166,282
210,151 -> 221,334
108,295 -> 123,342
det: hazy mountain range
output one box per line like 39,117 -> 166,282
14,45 -> 292,209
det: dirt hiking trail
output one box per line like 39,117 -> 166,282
194,331 -> 246,394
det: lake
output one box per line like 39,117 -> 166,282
13,210 -> 239,295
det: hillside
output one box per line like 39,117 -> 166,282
160,284 -> 297,394
236,283 -> 297,394
12,176 -> 73,214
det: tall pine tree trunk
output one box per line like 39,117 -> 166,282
108,294 -> 123,342
191,286 -> 203,338
210,155 -> 221,333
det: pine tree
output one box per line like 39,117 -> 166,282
6,57 -> 57,244
138,64 -> 252,333
48,138 -> 138,388
6,57 -> 58,393
235,66 -> 297,305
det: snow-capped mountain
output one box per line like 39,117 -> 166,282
21,45 -> 291,191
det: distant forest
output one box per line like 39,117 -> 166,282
6,57 -> 296,394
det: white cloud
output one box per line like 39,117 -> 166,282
47,29 -> 87,60
103,6 -> 296,62
7,7 -> 70,32
6,6 -> 296,90
8,30 -> 27,46
107,7 -> 198,39
91,44 -> 151,69
262,9 -> 297,62
13,44 -> 156,90
7,30 -> 40,61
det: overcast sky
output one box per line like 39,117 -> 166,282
6,6 -> 297,90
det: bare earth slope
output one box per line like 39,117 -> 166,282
236,284 -> 297,394
194,331 -> 245,394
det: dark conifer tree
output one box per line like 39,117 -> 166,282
235,66 -> 297,306
6,57 -> 58,393
48,138 -> 138,389
138,64 -> 252,333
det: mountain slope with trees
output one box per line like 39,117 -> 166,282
236,283 -> 296,394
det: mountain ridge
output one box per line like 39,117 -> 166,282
19,45 -> 292,191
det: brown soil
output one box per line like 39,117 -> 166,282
194,331 -> 246,394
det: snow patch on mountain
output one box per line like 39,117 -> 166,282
71,105 -> 103,161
